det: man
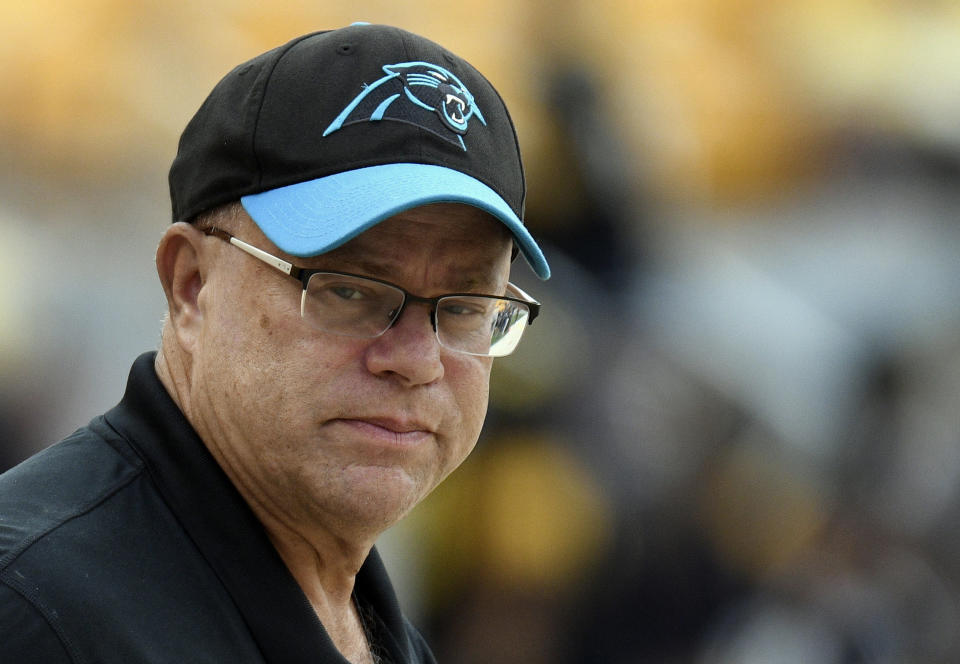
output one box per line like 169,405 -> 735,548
0,23 -> 549,663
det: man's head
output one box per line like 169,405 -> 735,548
157,24 -> 549,545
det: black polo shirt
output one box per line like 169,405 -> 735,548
0,352 -> 435,663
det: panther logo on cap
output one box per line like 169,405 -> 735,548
323,62 -> 486,151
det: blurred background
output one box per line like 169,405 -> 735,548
3,1 -> 960,661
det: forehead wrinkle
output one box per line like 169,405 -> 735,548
289,203 -> 513,292
343,255 -> 500,294
311,236 -> 508,293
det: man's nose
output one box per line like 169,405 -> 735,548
364,301 -> 444,386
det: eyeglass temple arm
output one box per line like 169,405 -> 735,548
508,282 -> 541,325
203,227 -> 304,279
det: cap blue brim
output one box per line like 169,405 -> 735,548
240,163 -> 550,280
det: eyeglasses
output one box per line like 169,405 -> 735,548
202,227 -> 540,357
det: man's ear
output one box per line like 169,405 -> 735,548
156,222 -> 208,353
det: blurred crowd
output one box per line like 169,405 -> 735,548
3,1 -> 960,662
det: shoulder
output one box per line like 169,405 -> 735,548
0,419 -> 143,567
0,422 -> 142,664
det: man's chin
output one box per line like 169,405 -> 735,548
322,465 -> 430,531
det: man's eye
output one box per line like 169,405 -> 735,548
441,301 -> 485,316
330,285 -> 366,300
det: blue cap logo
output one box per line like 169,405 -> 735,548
324,62 -> 486,151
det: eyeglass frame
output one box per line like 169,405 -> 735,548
200,226 -> 541,355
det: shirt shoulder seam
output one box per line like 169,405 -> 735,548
0,448 -> 144,572
0,573 -> 86,663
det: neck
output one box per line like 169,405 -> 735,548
266,518 -> 376,662
155,332 -> 191,416
155,334 -> 376,663
261,503 -> 373,603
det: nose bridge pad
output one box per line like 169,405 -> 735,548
386,303 -> 403,331
386,295 -> 440,343
385,295 -> 437,334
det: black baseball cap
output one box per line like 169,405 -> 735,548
169,22 -> 550,279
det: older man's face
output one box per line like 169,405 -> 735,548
189,203 -> 513,541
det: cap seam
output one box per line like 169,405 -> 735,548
249,32 -> 326,192
394,28 -> 427,164
470,66 -> 526,219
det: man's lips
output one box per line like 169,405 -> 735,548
329,417 -> 434,447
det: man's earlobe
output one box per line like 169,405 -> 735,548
156,223 -> 206,352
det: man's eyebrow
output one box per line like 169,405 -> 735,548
327,256 -> 498,292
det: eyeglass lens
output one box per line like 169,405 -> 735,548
302,273 -> 530,357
